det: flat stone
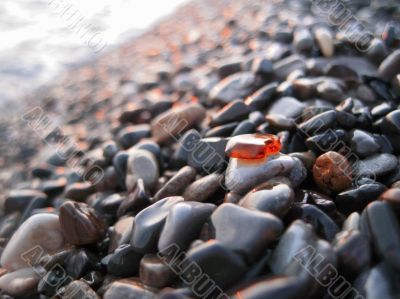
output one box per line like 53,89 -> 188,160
209,72 -> 255,105
273,55 -> 306,81
245,82 -> 278,111
225,154 -> 306,194
139,254 -> 177,289
1,214 -> 65,271
106,244 -> 143,277
4,190 -> 47,214
185,240 -> 247,289
298,110 -> 337,135
64,281 -> 100,299
0,268 -> 39,297
210,100 -> 250,127
353,153 -> 398,178
182,173 -> 223,202
131,196 -> 183,253
240,182 -> 294,217
153,166 -> 197,202
151,103 -> 206,143
379,49 -> 400,81
125,149 -> 159,192
104,280 -> 156,299
336,182 -> 387,214
315,27 -> 334,57
268,96 -> 306,119
158,202 -> 215,251
59,201 -> 107,246
118,124 -> 151,149
212,203 -> 283,261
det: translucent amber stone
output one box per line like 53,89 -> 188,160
225,134 -> 281,159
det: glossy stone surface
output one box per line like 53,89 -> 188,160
212,203 -> 283,260
1,214 -> 65,271
59,201 -> 107,245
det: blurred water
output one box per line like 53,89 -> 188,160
0,0 -> 188,105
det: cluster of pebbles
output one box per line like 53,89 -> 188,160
1,0 -> 400,298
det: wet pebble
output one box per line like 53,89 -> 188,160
353,153 -> 398,178
125,149 -> 159,192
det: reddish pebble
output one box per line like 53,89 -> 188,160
225,134 -> 281,159
313,151 -> 352,193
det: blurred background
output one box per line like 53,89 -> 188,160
0,0 -> 188,106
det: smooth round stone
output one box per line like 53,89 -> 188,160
1,214 -> 65,271
292,204 -> 339,241
268,96 -> 306,119
248,111 -> 265,127
289,151 -> 316,170
104,280 -> 156,299
379,188 -> 400,211
314,27 -> 334,57
209,72 -> 255,105
343,212 -> 361,231
106,244 -> 142,277
113,151 -> 129,189
294,27 -> 313,53
103,141 -> 119,163
350,129 -> 381,157
324,63 -> 358,82
170,129 -> 201,167
183,173 -> 223,202
240,183 -> 294,217
210,100 -> 250,127
65,249 -> 97,279
333,230 -> 371,278
232,275 -> 310,299
269,220 -> 316,275
216,57 -> 242,78
185,240 -> 247,289
0,212 -> 20,239
265,114 -> 295,130
117,179 -> 151,217
381,109 -> 400,134
273,55 -> 306,81
139,254 -> 176,289
40,177 -> 67,198
313,151 -> 352,194
0,268 -> 40,297
378,49 -> 400,82
59,201 -> 107,246
4,190 -> 47,214
252,57 -> 273,75
305,129 -> 346,154
364,201 -> 400,271
151,103 -> 206,143
64,281 -> 100,299
158,202 -> 215,251
109,216 -> 134,253
226,154 -> 306,194
117,125 -> 151,149
125,149 -> 159,192
153,166 -> 196,202
364,262 -> 398,299
131,196 -> 183,253
204,122 -> 238,137
187,137 -> 228,173
353,153 -> 398,178
297,110 -> 337,134
212,203 -> 283,261
245,82 -> 278,111
316,80 -> 345,102
64,182 -> 96,202
335,183 -> 387,214
231,120 -> 255,136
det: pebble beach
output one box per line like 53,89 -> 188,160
0,0 -> 400,298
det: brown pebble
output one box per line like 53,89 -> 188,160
313,151 -> 352,193
59,201 -> 107,245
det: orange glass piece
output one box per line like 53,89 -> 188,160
225,134 -> 281,159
